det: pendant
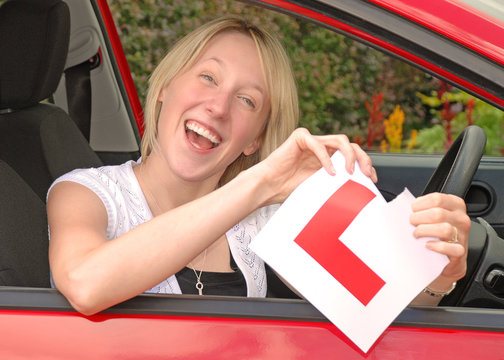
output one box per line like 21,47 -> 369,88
196,280 -> 204,295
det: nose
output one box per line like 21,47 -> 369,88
205,90 -> 231,119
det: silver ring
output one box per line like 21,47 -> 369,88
449,226 -> 459,244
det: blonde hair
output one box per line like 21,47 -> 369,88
142,16 -> 298,185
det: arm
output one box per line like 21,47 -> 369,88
48,166 -> 267,315
49,128 -> 376,315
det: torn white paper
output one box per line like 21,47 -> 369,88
250,151 -> 449,353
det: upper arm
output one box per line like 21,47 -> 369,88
47,181 -> 109,284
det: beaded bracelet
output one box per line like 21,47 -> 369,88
423,282 -> 457,297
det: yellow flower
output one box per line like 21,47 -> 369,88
380,139 -> 388,152
384,105 -> 404,152
407,129 -> 418,150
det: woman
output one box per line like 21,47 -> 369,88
47,16 -> 470,315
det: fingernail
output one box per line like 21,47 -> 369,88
330,163 -> 336,176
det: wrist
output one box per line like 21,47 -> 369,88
424,276 -> 458,297
232,163 -> 274,209
423,281 -> 457,297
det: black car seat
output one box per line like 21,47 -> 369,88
0,161 -> 50,287
0,0 -> 103,287
0,0 -> 103,202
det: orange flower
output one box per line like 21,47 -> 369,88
407,129 -> 418,150
380,139 -> 389,152
384,105 -> 404,152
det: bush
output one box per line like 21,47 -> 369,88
416,85 -> 504,155
108,0 -> 502,155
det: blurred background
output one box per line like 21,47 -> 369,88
106,0 -> 503,155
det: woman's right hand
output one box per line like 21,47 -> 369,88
255,128 -> 377,205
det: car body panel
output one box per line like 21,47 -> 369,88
1,312 -> 503,359
2,0 -> 504,358
1,289 -> 504,359
368,0 -> 504,66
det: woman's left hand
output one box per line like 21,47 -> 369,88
410,192 -> 471,288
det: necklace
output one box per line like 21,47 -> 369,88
189,251 -> 207,295
138,163 -> 208,295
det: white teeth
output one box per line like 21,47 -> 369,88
185,122 -> 221,145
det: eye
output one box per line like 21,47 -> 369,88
239,96 -> 256,109
200,73 -> 216,84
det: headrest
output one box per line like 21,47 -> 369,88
0,0 -> 70,110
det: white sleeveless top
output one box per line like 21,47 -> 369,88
49,160 -> 278,297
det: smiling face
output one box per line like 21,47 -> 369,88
153,30 -> 271,183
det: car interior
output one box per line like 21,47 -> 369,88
1,0 -> 504,313
0,0 -> 104,287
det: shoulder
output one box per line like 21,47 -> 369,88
48,160 -> 148,238
49,160 -> 138,197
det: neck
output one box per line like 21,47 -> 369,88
135,152 -> 222,214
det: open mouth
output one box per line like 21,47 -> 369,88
185,121 -> 222,150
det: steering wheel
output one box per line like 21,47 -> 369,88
422,125 -> 486,198
421,125 -> 487,306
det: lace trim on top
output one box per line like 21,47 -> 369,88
48,160 -> 278,297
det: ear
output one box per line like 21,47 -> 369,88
243,138 -> 261,156
157,86 -> 168,102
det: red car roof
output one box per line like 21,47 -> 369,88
368,0 -> 504,66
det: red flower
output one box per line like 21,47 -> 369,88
365,93 -> 385,149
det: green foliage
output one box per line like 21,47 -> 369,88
107,0 -> 434,140
107,0 -> 503,157
108,0 -> 214,102
473,101 -> 504,155
416,88 -> 504,155
416,124 -> 446,153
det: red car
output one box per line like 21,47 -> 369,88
1,0 -> 504,358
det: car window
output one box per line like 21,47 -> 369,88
107,0 -> 504,157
